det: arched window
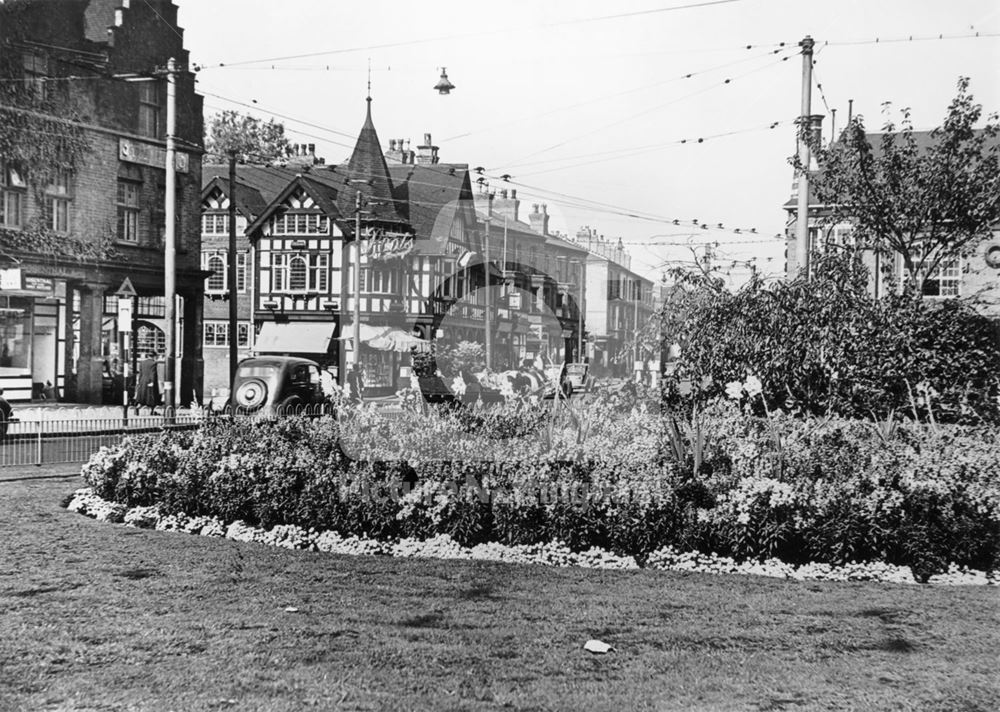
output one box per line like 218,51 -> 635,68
289,255 -> 307,291
206,254 -> 226,292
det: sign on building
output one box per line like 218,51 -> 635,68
362,227 -> 414,261
119,138 -> 189,173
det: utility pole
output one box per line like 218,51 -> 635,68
794,35 -> 815,281
484,217 -> 492,370
353,190 -> 362,370
577,259 -> 584,363
227,150 -> 238,387
633,283 -> 640,380
163,56 -> 177,420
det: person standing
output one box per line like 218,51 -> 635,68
135,352 -> 160,415
0,388 -> 12,440
346,363 -> 365,405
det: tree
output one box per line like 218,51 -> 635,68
204,110 -> 291,164
811,77 -> 1000,295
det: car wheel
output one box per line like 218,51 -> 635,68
234,378 -> 268,411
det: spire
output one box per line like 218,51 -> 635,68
342,97 -> 403,225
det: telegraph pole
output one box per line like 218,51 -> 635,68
577,260 -> 584,363
794,36 -> 815,281
163,57 -> 177,419
227,151 -> 238,387
353,190 -> 362,369
484,217 -> 492,370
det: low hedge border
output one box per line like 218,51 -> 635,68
65,488 -> 999,586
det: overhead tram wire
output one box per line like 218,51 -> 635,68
196,0 -> 754,70
496,48 -> 796,171
507,120 -> 792,177
440,45 -> 792,143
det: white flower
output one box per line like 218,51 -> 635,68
725,381 -> 744,400
744,375 -> 763,398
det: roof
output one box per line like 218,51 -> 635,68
203,164 -> 301,206
336,99 -> 407,227
243,174 -> 344,236
389,163 -> 475,242
201,176 -> 267,219
784,128 -> 1000,209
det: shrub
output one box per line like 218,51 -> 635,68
78,402 -> 1000,578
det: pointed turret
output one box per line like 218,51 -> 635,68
340,98 -> 406,226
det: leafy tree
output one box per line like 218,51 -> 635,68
204,110 -> 290,164
811,77 -> 1000,295
662,251 -> 1000,423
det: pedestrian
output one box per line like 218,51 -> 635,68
134,351 -> 160,415
460,369 -> 483,405
346,362 -> 364,405
0,388 -> 12,440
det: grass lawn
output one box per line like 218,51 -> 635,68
1,468 -> 998,712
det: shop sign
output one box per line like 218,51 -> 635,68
362,228 -> 414,261
118,299 -> 133,332
0,268 -> 21,291
119,138 -> 189,173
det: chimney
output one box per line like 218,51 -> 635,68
384,138 -> 406,165
493,187 -> 520,222
416,132 -> 439,165
286,143 -> 325,170
808,114 -> 824,170
529,203 -> 549,236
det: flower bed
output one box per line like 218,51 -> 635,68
75,398 -> 1000,583
64,487 -> 997,585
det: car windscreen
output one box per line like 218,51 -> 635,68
236,365 -> 280,379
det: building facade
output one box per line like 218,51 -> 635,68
784,128 -> 1000,321
0,0 -> 204,403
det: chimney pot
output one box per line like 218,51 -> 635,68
308,143 -> 315,155
389,139 -> 396,150
424,132 -> 432,145
511,189 -> 517,199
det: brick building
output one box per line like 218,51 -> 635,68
0,0 -> 204,403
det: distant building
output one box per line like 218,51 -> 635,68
573,227 -> 655,377
0,0 -> 204,403
784,126 -> 1000,321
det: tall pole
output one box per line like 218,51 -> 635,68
353,190 -> 362,369
794,35 -> 815,281
227,151 -> 238,387
577,259 -> 584,362
633,284 -> 640,378
163,57 -> 177,418
484,217 -> 492,370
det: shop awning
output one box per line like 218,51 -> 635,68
338,323 -> 431,353
256,322 -> 335,354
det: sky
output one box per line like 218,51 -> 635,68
177,0 -> 1000,287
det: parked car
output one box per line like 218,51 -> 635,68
227,356 -> 333,414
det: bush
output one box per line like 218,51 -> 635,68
665,251 -> 1000,423
78,399 -> 1000,578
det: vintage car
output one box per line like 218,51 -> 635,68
227,356 -> 333,414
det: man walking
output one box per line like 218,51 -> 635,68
135,352 -> 160,415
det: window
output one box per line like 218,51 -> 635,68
201,213 -> 229,235
204,321 -> 252,348
0,160 -> 26,228
272,252 -> 327,292
272,213 -> 329,235
116,180 -> 140,242
138,81 -> 161,138
921,256 -> 961,298
366,266 -> 398,294
22,52 -> 47,100
47,169 -> 72,233
203,250 -> 248,293
205,253 -> 226,292
236,252 -> 248,292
